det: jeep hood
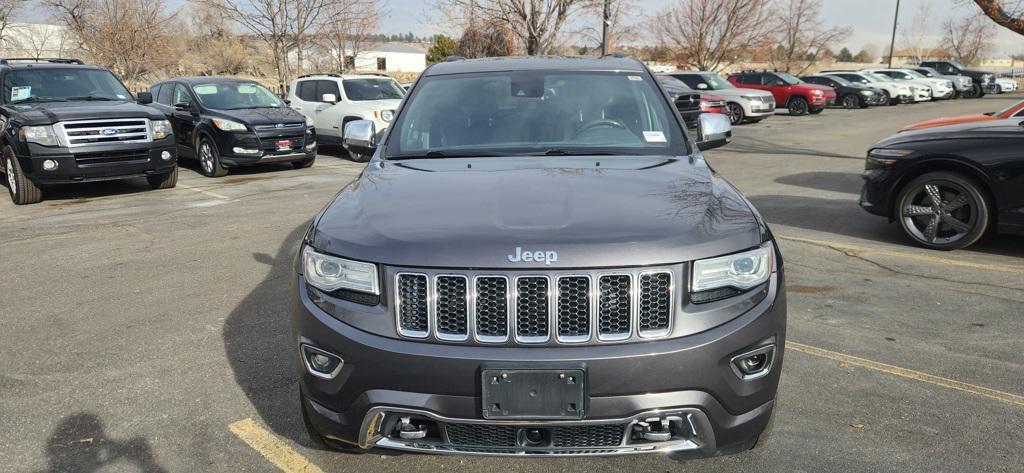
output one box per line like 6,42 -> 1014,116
311,156 -> 765,269
6,101 -> 165,125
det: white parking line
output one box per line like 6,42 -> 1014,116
176,183 -> 232,201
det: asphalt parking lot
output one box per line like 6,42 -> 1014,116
2,97 -> 1023,473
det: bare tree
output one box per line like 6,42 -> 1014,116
45,0 -> 178,85
0,0 -> 28,49
433,0 -> 582,55
767,0 -> 852,74
11,23 -> 72,59
456,21 -> 515,58
898,1 -> 934,64
941,11 -> 996,65
973,0 -> 1024,35
653,0 -> 773,71
184,0 -> 254,75
575,0 -> 638,53
319,0 -> 382,72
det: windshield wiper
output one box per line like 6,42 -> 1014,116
388,150 -> 508,160
529,149 -> 623,156
11,96 -> 67,103
65,95 -> 120,101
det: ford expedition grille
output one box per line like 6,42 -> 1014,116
394,268 -> 676,344
56,119 -> 152,147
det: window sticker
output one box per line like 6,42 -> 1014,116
643,131 -> 667,142
627,75 -> 642,81
116,94 -> 126,99
238,85 -> 258,94
194,85 -> 218,95
11,86 -> 31,101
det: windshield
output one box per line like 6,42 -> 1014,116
903,70 -> 926,78
698,73 -> 734,90
949,60 -> 967,70
342,78 -> 405,101
916,68 -> 938,77
385,70 -> 687,158
3,68 -> 132,103
826,75 -> 851,86
864,72 -> 892,83
193,82 -> 283,110
775,72 -> 802,85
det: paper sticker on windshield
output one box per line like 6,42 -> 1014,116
194,85 -> 218,95
116,94 -> 126,99
627,75 -> 642,81
238,85 -> 258,94
11,86 -> 30,101
643,131 -> 667,142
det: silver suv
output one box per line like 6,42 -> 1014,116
665,71 -> 776,125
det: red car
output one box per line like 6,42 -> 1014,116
727,71 -> 836,115
901,98 -> 1024,132
700,92 -> 726,114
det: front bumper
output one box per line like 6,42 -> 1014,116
744,100 -> 776,117
215,127 -> 316,167
863,93 -> 888,106
860,166 -> 898,218
15,141 -> 176,185
292,270 -> 786,457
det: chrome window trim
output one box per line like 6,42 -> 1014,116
395,272 -> 430,339
433,274 -> 470,342
554,274 -> 593,344
596,273 -> 633,342
512,275 -> 552,344
637,270 -> 674,339
472,275 -> 511,344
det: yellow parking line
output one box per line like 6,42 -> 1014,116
777,235 -> 1024,276
788,341 -> 1024,407
229,418 -> 325,473
177,182 -> 232,201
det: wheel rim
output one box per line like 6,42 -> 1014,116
791,100 -> 806,114
901,181 -> 978,245
843,96 -> 857,108
727,104 -> 743,124
200,142 -> 214,174
6,158 -> 15,194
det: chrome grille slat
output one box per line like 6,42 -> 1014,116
392,269 -> 674,344
55,119 -> 153,147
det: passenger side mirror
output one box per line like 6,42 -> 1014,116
137,91 -> 153,105
343,119 -> 377,156
696,83 -> 708,90
321,93 -> 337,104
695,113 -> 732,151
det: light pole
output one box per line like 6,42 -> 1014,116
887,0 -> 901,68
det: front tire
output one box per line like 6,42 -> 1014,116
896,171 -> 990,250
725,102 -> 746,125
963,83 -> 983,99
995,84 -> 1003,94
147,166 -> 178,189
4,146 -> 43,205
788,96 -> 809,116
842,94 -> 861,109
197,137 -> 227,178
347,151 -> 371,163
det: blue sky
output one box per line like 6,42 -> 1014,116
380,0 -> 1024,56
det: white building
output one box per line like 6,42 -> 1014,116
346,42 -> 426,73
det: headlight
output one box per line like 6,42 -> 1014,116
151,120 -> 171,140
691,243 -> 773,294
301,246 -> 379,294
860,90 -> 874,95
212,118 -> 247,131
20,125 -> 60,146
304,115 -> 314,127
375,109 -> 394,122
812,89 -> 823,95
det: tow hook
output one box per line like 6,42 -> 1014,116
397,417 -> 428,440
636,417 -> 672,442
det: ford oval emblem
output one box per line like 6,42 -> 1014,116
275,123 -> 284,129
100,128 -> 118,136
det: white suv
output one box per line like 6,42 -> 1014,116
288,74 -> 406,161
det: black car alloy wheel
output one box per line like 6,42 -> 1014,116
842,95 -> 860,109
897,172 -> 989,250
198,137 -> 227,177
726,102 -> 745,125
788,97 -> 808,116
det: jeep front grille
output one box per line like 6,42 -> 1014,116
393,268 -> 676,344
55,119 -> 152,147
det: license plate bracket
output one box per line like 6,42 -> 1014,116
481,368 -> 586,420
275,139 -> 292,151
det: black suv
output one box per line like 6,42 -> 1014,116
800,74 -> 886,109
920,61 -> 996,98
1,58 -> 176,204
149,77 -> 316,177
293,56 -> 786,459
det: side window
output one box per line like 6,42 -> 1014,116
762,74 -> 779,86
150,84 -> 163,104
298,81 -> 318,101
315,80 -> 341,102
1013,109 -> 1024,118
172,84 -> 192,106
675,75 -> 700,88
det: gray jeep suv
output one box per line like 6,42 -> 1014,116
292,56 -> 786,459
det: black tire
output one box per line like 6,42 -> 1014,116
292,156 -> 316,169
4,145 -> 43,205
726,102 -> 745,125
347,150 -> 371,163
842,94 -> 861,109
301,393 -> 364,453
197,136 -> 227,177
995,84 -> 1003,94
963,83 -> 983,99
787,96 -> 809,116
895,171 -> 990,250
879,90 -> 895,106
147,166 -> 178,190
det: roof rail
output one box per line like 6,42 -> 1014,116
603,52 -> 625,58
297,73 -> 342,78
0,58 -> 85,65
445,55 -> 464,62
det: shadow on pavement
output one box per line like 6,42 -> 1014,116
774,171 -> 863,195
728,136 -> 863,160
34,413 -> 167,473
222,222 -> 313,446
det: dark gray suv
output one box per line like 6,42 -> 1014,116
292,56 -> 786,458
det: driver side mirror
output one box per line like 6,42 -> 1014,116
696,113 -> 731,151
321,93 -> 337,104
137,91 -> 153,105
343,119 -> 377,156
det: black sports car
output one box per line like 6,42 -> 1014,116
861,120 -> 1024,250
801,75 -> 887,109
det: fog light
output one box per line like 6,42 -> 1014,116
42,159 -> 58,171
730,344 -> 775,380
232,147 -> 260,155
160,151 -> 172,161
300,344 -> 343,379
306,142 -> 316,151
